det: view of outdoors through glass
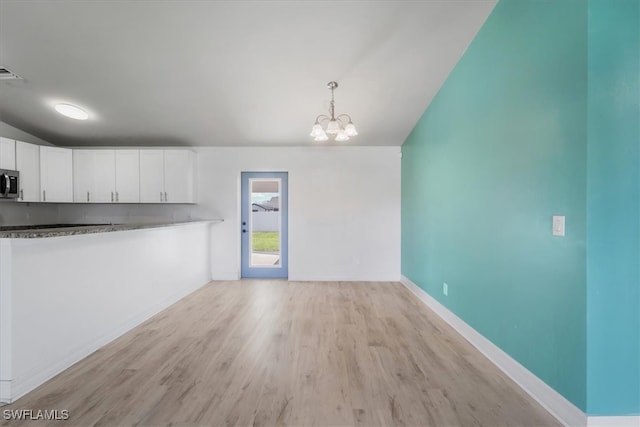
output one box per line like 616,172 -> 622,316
250,179 -> 280,267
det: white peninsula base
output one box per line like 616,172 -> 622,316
0,221 -> 215,403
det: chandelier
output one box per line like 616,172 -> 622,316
310,81 -> 358,142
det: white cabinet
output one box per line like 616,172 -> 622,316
73,150 -> 117,203
15,141 -> 40,202
74,149 -> 140,203
40,146 -> 73,202
0,137 -> 16,170
73,150 -> 95,202
139,149 -> 195,203
115,150 -> 139,203
139,150 -> 164,203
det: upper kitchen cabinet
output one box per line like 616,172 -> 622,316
140,149 -> 195,203
115,150 -> 140,203
74,149 -> 140,203
139,150 -> 164,203
15,141 -> 40,202
0,137 -> 16,170
74,150 -> 116,203
40,146 -> 73,202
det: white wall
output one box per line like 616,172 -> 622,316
56,146 -> 402,281
196,146 -> 401,281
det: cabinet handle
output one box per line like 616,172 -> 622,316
111,192 -> 114,202
116,192 -> 119,202
43,190 -> 46,202
164,192 -> 167,202
87,191 -> 90,202
160,191 -> 163,202
20,189 -> 23,200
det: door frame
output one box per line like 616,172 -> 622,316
240,171 -> 288,279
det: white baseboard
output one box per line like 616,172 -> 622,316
400,275 -> 587,427
10,281 -> 207,402
587,416 -> 640,427
0,381 -> 10,403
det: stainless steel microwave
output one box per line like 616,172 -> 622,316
0,169 -> 19,199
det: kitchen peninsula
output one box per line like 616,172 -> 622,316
0,220 -> 221,403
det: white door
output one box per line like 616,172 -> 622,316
15,141 -> 40,202
164,150 -> 194,203
115,150 -> 140,203
92,150 -> 116,202
40,146 -> 73,202
73,150 -> 94,202
139,149 -> 164,203
0,137 -> 16,170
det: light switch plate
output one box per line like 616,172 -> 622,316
552,215 -> 565,236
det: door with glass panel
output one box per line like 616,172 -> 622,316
240,172 -> 288,278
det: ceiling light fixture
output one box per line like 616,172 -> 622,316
54,103 -> 89,120
310,81 -> 357,142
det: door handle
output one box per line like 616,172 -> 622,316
242,229 -> 247,233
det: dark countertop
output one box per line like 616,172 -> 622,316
0,220 -> 223,239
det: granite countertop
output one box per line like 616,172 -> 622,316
0,220 -> 223,239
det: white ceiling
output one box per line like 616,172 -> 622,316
0,0 -> 495,147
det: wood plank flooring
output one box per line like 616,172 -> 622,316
0,281 -> 561,427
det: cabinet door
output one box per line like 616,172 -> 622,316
139,149 -> 164,203
0,137 -> 16,170
164,150 -> 195,203
73,150 -> 94,202
40,146 -> 73,202
15,141 -> 40,202
91,150 -> 116,203
115,150 -> 139,203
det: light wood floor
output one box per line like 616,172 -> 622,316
1,281 -> 560,427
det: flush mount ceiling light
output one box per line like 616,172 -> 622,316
54,103 -> 89,120
310,81 -> 357,142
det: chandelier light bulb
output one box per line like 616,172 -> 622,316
335,131 -> 350,142
314,132 -> 329,142
344,122 -> 358,137
310,123 -> 324,137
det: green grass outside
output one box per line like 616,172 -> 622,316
252,231 -> 280,252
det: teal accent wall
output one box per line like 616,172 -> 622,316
587,0 -> 640,416
402,0 -> 640,416
401,0 -> 588,410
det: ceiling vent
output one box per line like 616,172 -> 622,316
0,67 -> 23,80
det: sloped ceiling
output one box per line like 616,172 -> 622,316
0,0 -> 496,147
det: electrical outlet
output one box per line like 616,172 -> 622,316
443,282 -> 448,296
